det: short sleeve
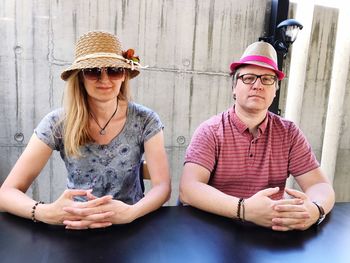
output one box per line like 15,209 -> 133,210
288,123 -> 319,176
34,109 -> 64,151
184,121 -> 217,172
140,108 -> 163,142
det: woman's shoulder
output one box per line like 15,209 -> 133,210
128,102 -> 153,112
35,108 -> 65,129
128,102 -> 159,119
42,108 -> 64,121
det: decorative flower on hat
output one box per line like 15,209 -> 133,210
122,49 -> 140,63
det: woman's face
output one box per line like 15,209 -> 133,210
81,67 -> 125,103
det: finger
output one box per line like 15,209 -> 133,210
273,221 -> 309,231
64,221 -> 95,230
271,225 -> 291,231
87,222 -> 113,229
86,190 -> 98,200
64,215 -> 84,221
86,195 -> 113,207
258,187 -> 279,197
82,211 -> 115,221
64,189 -> 90,198
63,210 -> 112,221
284,188 -> 308,200
272,210 -> 310,220
64,219 -> 91,229
65,226 -> 89,230
63,205 -> 114,217
274,203 -> 307,212
272,217 -> 309,228
274,198 -> 304,206
71,195 -> 113,209
64,219 -> 112,229
287,222 -> 310,231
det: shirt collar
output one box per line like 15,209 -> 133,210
231,106 -> 269,135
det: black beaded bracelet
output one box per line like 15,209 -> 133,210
31,201 -> 44,222
237,198 -> 244,221
241,199 -> 245,222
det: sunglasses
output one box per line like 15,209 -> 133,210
82,67 -> 125,81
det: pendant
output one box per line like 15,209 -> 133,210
99,129 -> 106,135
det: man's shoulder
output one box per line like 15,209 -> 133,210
199,110 -> 230,132
268,111 -> 297,130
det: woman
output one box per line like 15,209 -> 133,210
0,31 -> 171,230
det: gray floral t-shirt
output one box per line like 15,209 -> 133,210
34,102 -> 163,204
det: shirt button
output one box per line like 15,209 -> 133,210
250,154 -> 253,157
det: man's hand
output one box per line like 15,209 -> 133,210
271,188 -> 319,231
244,187 -> 305,229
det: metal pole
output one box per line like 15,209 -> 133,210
268,0 -> 289,115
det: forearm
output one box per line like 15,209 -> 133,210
180,181 -> 238,219
0,187 -> 37,219
305,182 -> 335,214
131,181 -> 171,220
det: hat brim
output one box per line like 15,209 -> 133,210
61,57 -> 140,80
230,61 -> 285,80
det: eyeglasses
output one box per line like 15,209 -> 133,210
82,67 -> 125,81
237,74 -> 277,85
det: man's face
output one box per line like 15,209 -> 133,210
233,65 -> 277,114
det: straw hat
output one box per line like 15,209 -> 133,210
61,31 -> 145,80
230,41 -> 285,80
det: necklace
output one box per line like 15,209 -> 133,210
90,99 -> 119,135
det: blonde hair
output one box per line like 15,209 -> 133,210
62,70 -> 131,157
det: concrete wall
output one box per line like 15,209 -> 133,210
0,0 -> 349,205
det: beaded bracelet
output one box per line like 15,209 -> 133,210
241,199 -> 245,222
237,198 -> 244,221
31,201 -> 44,222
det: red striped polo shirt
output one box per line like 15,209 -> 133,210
185,106 -> 319,199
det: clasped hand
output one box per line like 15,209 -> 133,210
245,187 -> 319,231
45,189 -> 134,230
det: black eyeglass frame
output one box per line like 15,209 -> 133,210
237,73 -> 277,85
82,67 -> 125,81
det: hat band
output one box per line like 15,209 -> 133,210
74,52 -> 148,70
240,55 -> 278,70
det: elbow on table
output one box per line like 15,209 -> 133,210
157,180 -> 171,204
179,182 -> 192,205
0,188 -> 9,211
164,181 -> 172,202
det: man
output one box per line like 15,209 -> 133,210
179,41 -> 335,231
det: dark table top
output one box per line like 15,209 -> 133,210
0,203 -> 349,263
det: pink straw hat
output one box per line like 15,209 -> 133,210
230,41 -> 285,80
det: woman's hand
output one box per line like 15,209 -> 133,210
62,192 -> 137,230
37,189 -> 114,229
